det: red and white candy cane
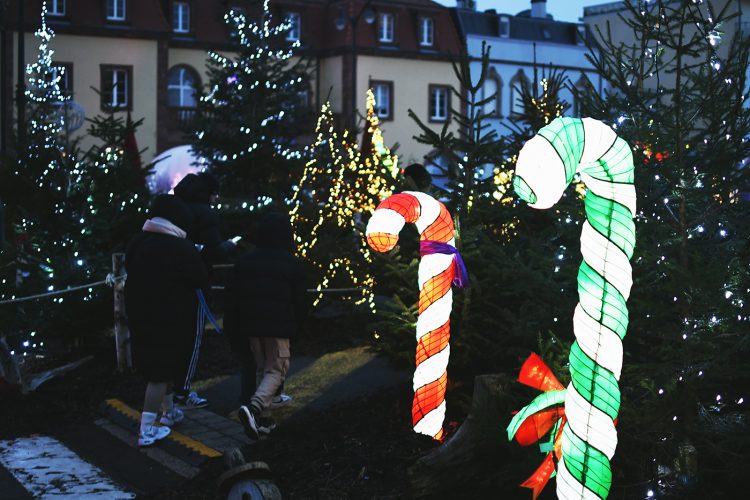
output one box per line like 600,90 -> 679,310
366,191 -> 468,440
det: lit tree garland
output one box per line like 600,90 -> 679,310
290,93 -> 398,309
189,0 -> 312,199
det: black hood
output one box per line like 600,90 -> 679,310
174,172 -> 219,204
256,212 -> 294,252
149,194 -> 194,234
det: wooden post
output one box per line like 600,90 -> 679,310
113,253 -> 131,371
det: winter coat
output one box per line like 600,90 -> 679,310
125,231 -> 209,381
224,213 -> 308,343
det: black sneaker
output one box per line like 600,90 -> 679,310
238,405 -> 259,440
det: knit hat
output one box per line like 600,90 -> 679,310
403,163 -> 432,190
174,172 -> 220,203
149,194 -> 194,234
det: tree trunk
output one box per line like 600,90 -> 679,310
407,373 -> 519,498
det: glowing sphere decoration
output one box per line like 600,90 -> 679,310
510,117 -> 636,500
366,191 -> 468,441
148,145 -> 209,194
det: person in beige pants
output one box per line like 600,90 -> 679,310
224,212 -> 308,439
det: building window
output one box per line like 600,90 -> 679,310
509,69 -> 529,118
167,66 -> 199,108
429,85 -> 450,122
286,12 -> 301,42
106,0 -> 126,21
482,71 -> 502,117
100,65 -> 132,110
379,13 -> 394,43
499,16 -> 510,38
419,17 -> 434,47
173,2 -> 190,33
371,81 -> 393,120
52,63 -> 73,97
49,0 -> 66,16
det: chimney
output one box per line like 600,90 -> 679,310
457,0 -> 476,10
531,0 -> 547,19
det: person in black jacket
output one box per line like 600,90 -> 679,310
225,212 -> 308,439
172,172 -> 234,408
125,194 -> 209,446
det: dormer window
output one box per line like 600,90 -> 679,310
106,0 -> 126,22
49,0 -> 66,17
173,2 -> 190,33
379,13 -> 394,43
419,17 -> 434,47
499,16 -> 510,38
286,12 -> 301,42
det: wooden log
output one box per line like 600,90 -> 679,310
112,253 -> 131,371
407,373 -> 520,498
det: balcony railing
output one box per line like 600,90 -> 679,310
167,106 -> 198,130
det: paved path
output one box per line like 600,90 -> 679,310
0,346 -> 409,498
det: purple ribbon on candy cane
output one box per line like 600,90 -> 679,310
419,240 -> 470,288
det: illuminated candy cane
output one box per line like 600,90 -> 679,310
513,117 -> 636,499
366,191 -> 468,441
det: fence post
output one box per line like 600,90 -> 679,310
112,253 -> 132,371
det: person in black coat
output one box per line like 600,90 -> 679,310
173,172 -> 236,264
224,212 -> 308,439
172,172 -> 235,407
125,194 -> 209,446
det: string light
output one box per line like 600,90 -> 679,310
290,90 -> 398,310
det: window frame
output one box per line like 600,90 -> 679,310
167,65 -> 200,108
499,16 -> 510,38
378,13 -> 395,44
428,84 -> 450,123
285,12 -> 301,42
173,1 -> 191,34
509,69 -> 529,119
100,64 -> 133,111
48,0 -> 66,17
370,80 -> 394,121
105,0 -> 127,22
418,17 -> 434,47
482,68 -> 502,118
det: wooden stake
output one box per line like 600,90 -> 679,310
112,253 -> 131,371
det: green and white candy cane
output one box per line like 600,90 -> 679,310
514,117 -> 636,500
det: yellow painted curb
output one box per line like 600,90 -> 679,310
104,399 -> 222,458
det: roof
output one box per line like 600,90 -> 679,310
453,8 -> 585,45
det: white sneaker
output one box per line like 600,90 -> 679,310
270,394 -> 292,408
175,391 -> 208,409
138,424 -> 171,447
159,407 -> 184,426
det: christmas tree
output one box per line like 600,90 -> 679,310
189,0 -> 312,200
0,2 -> 151,357
290,92 -> 398,310
573,1 -> 750,497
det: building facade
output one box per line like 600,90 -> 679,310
584,0 -> 749,97
0,0 -> 462,165
453,0 -> 604,137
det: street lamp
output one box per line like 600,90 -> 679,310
335,0 -> 376,131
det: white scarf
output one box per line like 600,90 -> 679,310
142,217 -> 187,239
